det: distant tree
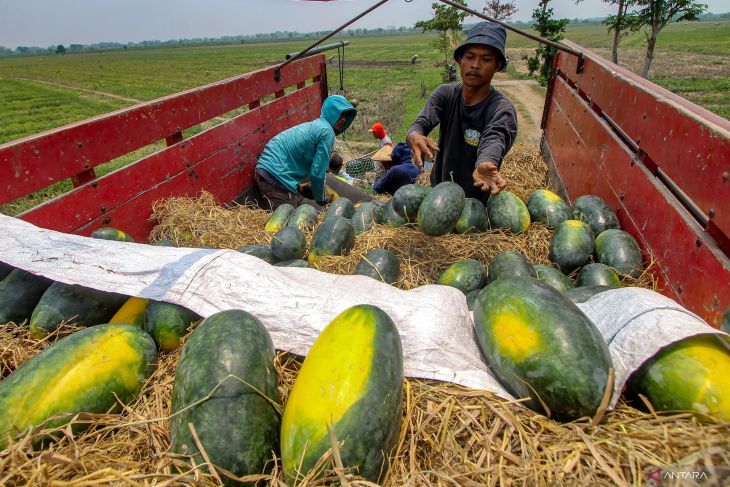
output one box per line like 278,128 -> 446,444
632,0 -> 707,77
69,44 -> 84,51
483,0 -> 518,21
56,44 -> 66,55
415,0 -> 469,65
523,0 -> 569,85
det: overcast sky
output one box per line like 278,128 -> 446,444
0,0 -> 726,48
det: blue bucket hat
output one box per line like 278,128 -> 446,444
453,22 -> 508,72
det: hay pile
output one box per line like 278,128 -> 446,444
2,144 -> 725,486
2,324 -> 729,486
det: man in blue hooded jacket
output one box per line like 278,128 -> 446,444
255,95 -> 356,210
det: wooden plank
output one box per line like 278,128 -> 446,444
20,83 -> 323,241
545,77 -> 730,327
0,56 -> 326,204
554,44 -> 730,244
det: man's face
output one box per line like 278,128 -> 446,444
333,112 -> 350,134
458,45 -> 502,88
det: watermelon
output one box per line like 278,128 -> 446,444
286,204 -> 319,231
275,259 -> 309,268
351,202 -> 383,234
417,182 -> 465,236
281,304 -> 403,483
595,229 -> 644,278
466,289 -> 481,311
30,283 -> 127,338
564,285 -> 616,303
488,251 -> 536,283
382,198 -> 406,227
486,190 -> 530,234
626,334 -> 730,421
308,216 -> 356,265
0,262 -> 14,281
265,204 -> 295,233
144,300 -> 201,352
392,184 -> 431,222
170,310 -> 280,479
151,239 -> 177,247
473,277 -> 612,421
354,249 -> 400,284
438,259 -> 487,294
575,263 -> 621,288
326,197 -> 355,219
91,227 -> 135,242
572,195 -> 620,236
0,324 -> 156,449
526,189 -> 570,228
549,220 -> 595,274
110,297 -> 149,327
532,264 -> 573,292
0,269 -> 54,325
455,198 -> 487,234
271,227 -> 307,261
237,244 -> 276,264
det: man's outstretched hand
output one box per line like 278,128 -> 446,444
473,161 -> 507,195
406,132 -> 439,169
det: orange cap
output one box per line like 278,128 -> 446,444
369,122 -> 386,139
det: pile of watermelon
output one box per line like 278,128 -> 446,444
1,185 -> 729,484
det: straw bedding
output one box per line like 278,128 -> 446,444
1,145 -> 727,486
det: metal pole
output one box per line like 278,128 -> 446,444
285,41 -> 350,61
437,0 -> 584,65
274,0 -> 391,81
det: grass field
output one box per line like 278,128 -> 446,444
0,20 -> 728,214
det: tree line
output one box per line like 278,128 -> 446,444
415,2 -> 725,82
0,25 -> 423,58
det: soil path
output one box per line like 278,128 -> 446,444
14,76 -> 143,103
492,78 -> 546,144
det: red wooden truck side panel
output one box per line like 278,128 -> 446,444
543,43 -> 730,327
0,57 -> 327,242
0,56 -> 325,205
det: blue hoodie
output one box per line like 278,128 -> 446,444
256,95 -> 356,202
373,143 -> 422,195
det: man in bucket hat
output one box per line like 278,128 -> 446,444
406,22 -> 517,201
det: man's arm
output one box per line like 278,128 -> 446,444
472,100 -> 518,195
310,135 -> 335,203
406,85 -> 448,168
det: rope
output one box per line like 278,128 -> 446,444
338,43 -> 345,92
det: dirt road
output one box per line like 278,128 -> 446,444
492,78 -> 546,143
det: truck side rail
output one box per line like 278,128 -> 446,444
542,41 -> 729,327
0,55 -> 327,241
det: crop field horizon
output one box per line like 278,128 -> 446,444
0,19 -> 727,215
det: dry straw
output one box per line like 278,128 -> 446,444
2,145 -> 726,485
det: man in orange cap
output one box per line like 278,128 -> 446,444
368,122 -> 393,148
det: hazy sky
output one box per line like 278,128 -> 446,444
0,0 -> 726,48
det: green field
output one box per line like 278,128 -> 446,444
0,20 -> 728,215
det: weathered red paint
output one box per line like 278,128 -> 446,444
0,56 -> 325,205
543,47 -> 730,327
20,83 -> 323,241
555,41 -> 730,244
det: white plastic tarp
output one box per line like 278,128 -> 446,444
1,213 -> 726,409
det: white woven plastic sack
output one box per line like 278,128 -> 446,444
2,214 -> 725,410
0,214 -> 514,400
576,287 -> 728,407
